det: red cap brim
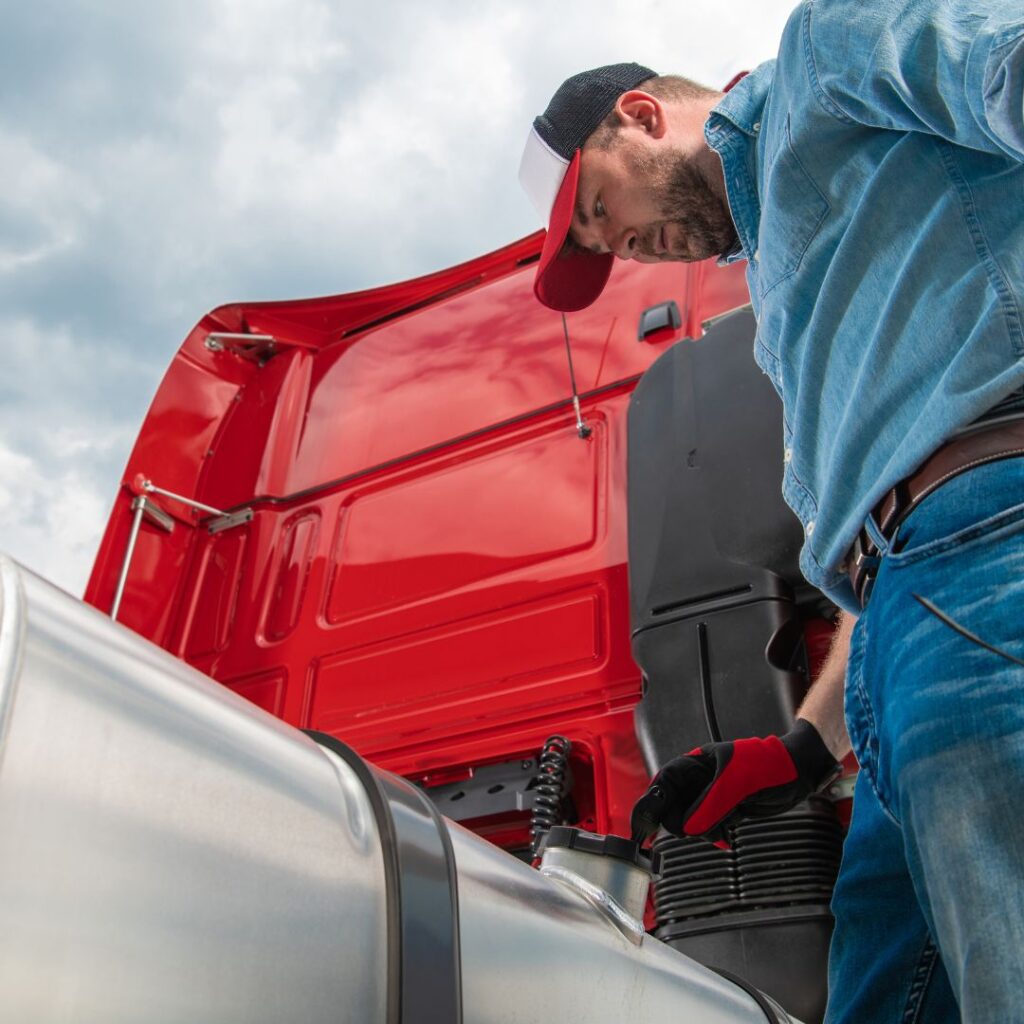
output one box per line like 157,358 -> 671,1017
534,150 -> 614,313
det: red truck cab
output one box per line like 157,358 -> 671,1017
85,232 -> 846,1022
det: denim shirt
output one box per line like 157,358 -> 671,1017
705,0 -> 1024,613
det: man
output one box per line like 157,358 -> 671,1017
518,2 -> 1024,1021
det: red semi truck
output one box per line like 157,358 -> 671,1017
10,229 -> 851,1021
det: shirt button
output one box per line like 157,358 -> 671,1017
784,447 -> 792,463
752,121 -> 761,132
753,249 -> 760,262
806,520 -> 816,536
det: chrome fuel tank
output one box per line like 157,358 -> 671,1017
0,557 -> 793,1023
0,558 -> 390,1023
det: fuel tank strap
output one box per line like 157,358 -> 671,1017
710,966 -> 792,1023
306,731 -> 462,1024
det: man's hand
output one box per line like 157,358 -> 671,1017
630,719 -> 840,845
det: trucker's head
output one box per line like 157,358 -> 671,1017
519,63 -> 737,312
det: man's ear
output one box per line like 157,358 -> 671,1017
614,90 -> 668,138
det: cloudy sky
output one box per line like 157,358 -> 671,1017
2,0 -> 798,596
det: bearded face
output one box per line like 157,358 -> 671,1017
625,145 -> 739,262
570,130 -> 739,265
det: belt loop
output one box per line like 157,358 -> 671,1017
862,512 -> 890,556
849,529 -> 881,609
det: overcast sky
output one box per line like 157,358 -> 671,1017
2,0 -> 798,596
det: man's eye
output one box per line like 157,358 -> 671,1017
595,199 -> 606,218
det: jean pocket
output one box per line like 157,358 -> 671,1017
886,498 -> 1024,569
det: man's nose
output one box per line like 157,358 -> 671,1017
611,227 -> 639,260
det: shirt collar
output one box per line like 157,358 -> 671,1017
706,60 -> 774,139
704,61 -> 775,267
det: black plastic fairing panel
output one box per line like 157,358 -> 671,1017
628,307 -> 803,632
633,600 -> 808,764
627,308 -> 808,770
627,309 -> 835,1023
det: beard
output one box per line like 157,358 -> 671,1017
629,147 -> 738,262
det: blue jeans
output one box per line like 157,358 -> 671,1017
826,457 -> 1024,1024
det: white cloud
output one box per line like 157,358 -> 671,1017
0,438 -> 111,598
0,317 -> 143,594
0,131 -> 98,272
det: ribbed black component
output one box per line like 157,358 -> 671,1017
653,800 -> 843,931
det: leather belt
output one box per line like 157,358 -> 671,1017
847,417 -> 1024,607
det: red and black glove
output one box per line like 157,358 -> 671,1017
630,719 -> 840,846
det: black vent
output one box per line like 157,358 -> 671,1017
653,799 -> 843,933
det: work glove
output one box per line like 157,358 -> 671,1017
630,719 -> 840,846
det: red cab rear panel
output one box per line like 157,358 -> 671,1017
85,233 -> 750,847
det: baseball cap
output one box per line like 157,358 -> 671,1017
519,63 -> 656,312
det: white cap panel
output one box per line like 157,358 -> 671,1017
518,127 -> 569,225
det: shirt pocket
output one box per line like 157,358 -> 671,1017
757,118 -> 830,298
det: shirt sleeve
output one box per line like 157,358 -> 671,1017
804,0 -> 1024,161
